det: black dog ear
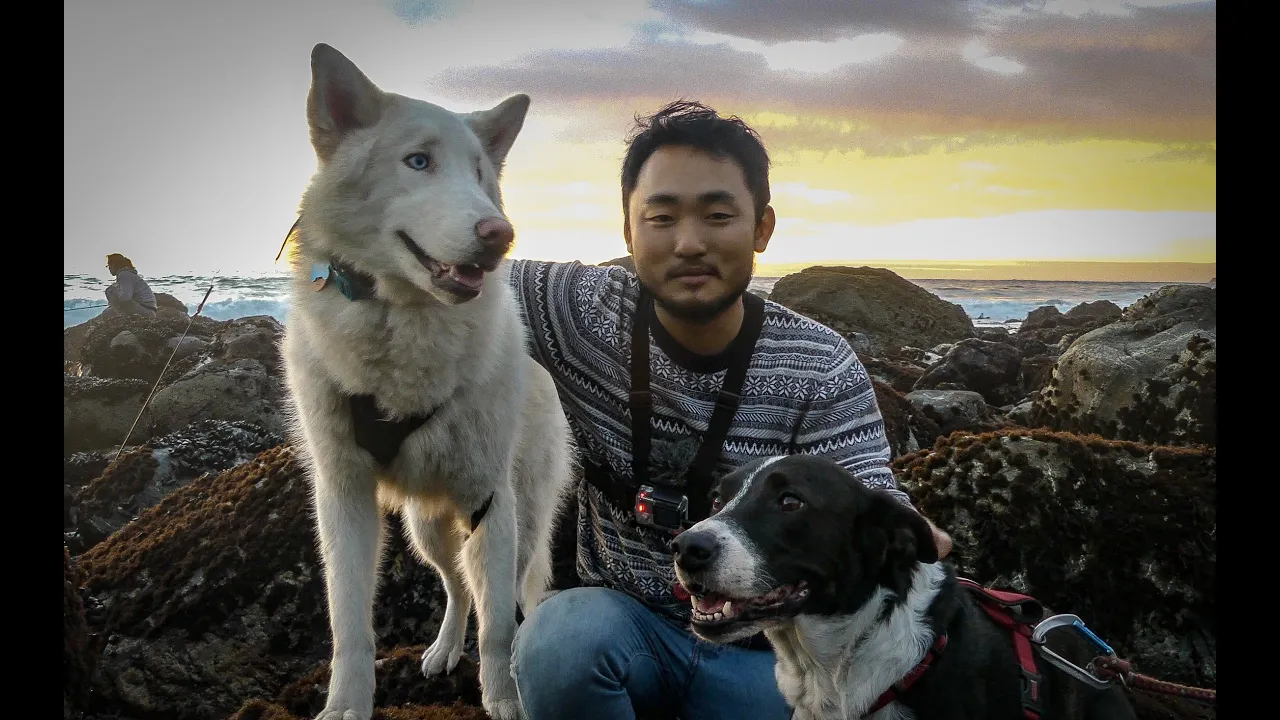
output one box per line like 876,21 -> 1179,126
868,492 -> 938,565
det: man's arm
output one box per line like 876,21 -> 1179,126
792,340 -> 914,509
504,258 -> 630,369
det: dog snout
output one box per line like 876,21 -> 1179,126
475,217 -> 514,253
672,531 -> 720,573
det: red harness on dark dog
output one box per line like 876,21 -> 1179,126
862,578 -> 1048,719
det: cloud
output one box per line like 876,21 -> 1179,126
387,0 -> 457,25
774,182 -> 859,205
649,0 -> 987,44
423,2 -> 1214,154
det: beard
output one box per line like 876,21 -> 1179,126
644,270 -> 753,324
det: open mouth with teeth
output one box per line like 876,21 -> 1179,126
689,581 -> 810,627
397,230 -> 497,299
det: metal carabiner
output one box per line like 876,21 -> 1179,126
1030,614 -> 1115,690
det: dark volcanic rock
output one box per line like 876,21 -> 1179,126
904,389 -> 1006,437
68,420 -> 286,554
1020,305 -> 1065,331
894,430 -> 1215,689
229,647 -> 486,720
913,339 -> 1025,406
64,376 -> 151,455
1065,299 -> 1122,324
863,356 -> 927,394
1016,300 -> 1125,354
155,292 -> 189,314
77,446 -> 462,720
148,316 -> 288,437
769,266 -> 975,357
873,379 -> 942,458
74,309 -> 220,380
65,547 -> 96,719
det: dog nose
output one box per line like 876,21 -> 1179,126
476,217 -> 514,252
672,532 -> 719,573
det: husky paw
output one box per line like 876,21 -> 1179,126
314,705 -> 371,720
483,697 -> 524,720
420,637 -> 464,676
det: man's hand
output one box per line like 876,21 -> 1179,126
926,517 -> 952,560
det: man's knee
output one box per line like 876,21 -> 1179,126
513,587 -> 631,678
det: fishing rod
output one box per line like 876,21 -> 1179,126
107,282 -> 216,469
66,304 -> 109,311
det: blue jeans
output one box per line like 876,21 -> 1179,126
511,587 -> 792,720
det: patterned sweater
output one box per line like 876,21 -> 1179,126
507,260 -> 912,621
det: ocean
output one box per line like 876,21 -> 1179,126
63,270 -> 1213,333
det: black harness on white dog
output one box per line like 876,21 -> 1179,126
313,258 -> 495,535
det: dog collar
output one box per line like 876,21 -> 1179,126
310,261 -> 376,302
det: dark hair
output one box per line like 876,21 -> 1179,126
106,253 -> 134,270
621,100 -> 771,225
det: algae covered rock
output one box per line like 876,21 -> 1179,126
893,430 -> 1215,689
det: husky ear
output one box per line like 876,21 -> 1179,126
465,94 -> 531,174
306,43 -> 385,160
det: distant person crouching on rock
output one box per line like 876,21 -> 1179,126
102,253 -> 158,318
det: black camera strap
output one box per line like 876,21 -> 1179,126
627,286 -> 765,524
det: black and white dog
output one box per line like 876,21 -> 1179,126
671,454 -> 1135,720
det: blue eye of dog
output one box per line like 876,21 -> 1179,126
404,152 -> 432,171
780,493 -> 803,511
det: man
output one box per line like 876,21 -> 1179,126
102,253 -> 158,318
506,101 -> 950,719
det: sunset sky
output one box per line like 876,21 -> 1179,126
63,0 -> 1215,281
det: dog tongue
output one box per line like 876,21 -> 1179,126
695,593 -> 727,614
448,265 -> 485,290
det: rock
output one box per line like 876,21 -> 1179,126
68,420 -> 286,554
1065,299 -> 1122,324
149,358 -> 288,437
1020,355 -> 1057,395
1029,286 -> 1215,446
1017,301 -> 1126,355
77,446 -> 465,720
166,335 -> 210,359
228,647 -> 485,720
155,292 -> 189,314
63,375 -> 150,455
862,356 -> 927,394
848,331 -> 874,358
904,389 -> 1004,437
769,266 -> 975,357
109,330 -> 143,353
220,315 -> 284,371
65,547 -> 95,719
874,379 -> 942,458
913,339 -> 1025,406
893,430 -> 1215,689
75,310 -> 221,380
976,327 -> 1011,342
1020,305 -> 1064,331
1123,285 -> 1215,327
1006,400 -> 1036,427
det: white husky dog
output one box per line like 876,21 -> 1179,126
281,44 -> 574,720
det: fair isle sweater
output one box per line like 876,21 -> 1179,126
507,260 -> 912,621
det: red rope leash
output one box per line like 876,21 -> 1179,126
1093,656 -> 1216,704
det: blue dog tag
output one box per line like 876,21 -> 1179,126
310,263 -> 331,290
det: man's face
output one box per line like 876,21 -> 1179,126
625,145 -> 774,323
